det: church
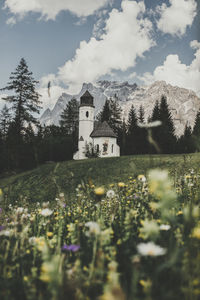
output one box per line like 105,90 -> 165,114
73,91 -> 120,160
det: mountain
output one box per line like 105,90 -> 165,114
40,80 -> 200,136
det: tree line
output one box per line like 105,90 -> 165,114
0,58 -> 199,175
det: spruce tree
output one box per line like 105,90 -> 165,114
59,98 -> 79,152
109,98 -> 122,133
137,105 -> 148,154
100,99 -> 111,123
126,105 -> 139,154
193,110 -> 200,151
179,124 -> 195,153
0,105 -> 11,139
138,105 -> 145,123
59,98 -> 79,134
0,58 -> 41,137
98,97 -> 122,133
159,95 -> 176,153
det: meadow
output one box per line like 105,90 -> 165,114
0,154 -> 200,299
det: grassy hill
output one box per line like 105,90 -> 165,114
0,153 -> 200,203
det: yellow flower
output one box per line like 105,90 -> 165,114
47,232 -> 53,237
94,187 -> 105,196
177,211 -> 183,216
0,189 -> 3,197
23,276 -> 28,282
26,249 -> 30,254
191,227 -> 200,239
118,182 -> 125,188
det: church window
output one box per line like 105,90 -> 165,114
103,142 -> 108,153
86,111 -> 89,118
112,144 -> 114,153
96,144 -> 99,152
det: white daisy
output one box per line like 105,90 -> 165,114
40,208 -> 53,217
137,242 -> 166,256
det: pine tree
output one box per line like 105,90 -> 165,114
126,105 -> 139,154
98,97 -> 122,133
150,96 -> 176,154
99,99 -> 111,123
0,58 -> 41,137
159,95 -> 176,153
151,100 -> 160,122
59,98 -> 79,134
138,105 -> 145,123
59,98 -> 79,152
179,124 -> 195,153
137,105 -> 148,154
109,98 -> 122,133
193,110 -> 200,151
0,105 -> 11,140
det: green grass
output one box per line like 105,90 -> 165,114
1,153 -> 200,203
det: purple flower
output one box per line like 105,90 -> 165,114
0,226 -> 5,231
62,244 -> 80,252
0,208 -> 2,214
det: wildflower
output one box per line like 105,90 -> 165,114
40,208 -> 53,217
94,187 -> 105,196
137,175 -> 146,182
137,242 -> 166,256
0,225 -> 5,231
139,279 -> 152,293
118,182 -> 125,188
16,207 -> 24,214
85,221 -> 100,236
0,189 -> 3,197
23,276 -> 28,282
0,230 -> 10,236
61,244 -> 80,252
47,232 -> 53,237
106,189 -> 115,199
191,227 -> 200,239
139,219 -> 160,240
160,224 -> 171,231
177,210 -> 183,216
0,208 -> 2,214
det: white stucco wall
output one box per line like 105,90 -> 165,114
74,106 -> 94,160
93,137 -> 120,158
73,104 -> 120,160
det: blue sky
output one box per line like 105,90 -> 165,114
0,0 -> 199,111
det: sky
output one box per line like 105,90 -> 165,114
0,0 -> 199,113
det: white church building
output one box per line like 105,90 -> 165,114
73,91 -> 120,160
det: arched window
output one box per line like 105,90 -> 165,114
112,144 -> 114,153
86,111 -> 89,118
103,142 -> 108,153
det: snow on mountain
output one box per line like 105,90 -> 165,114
40,80 -> 200,136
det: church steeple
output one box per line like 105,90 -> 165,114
80,90 -> 94,107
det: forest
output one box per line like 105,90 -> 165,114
0,58 -> 200,174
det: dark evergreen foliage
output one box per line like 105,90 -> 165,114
59,98 -> 79,152
0,59 -> 199,174
0,58 -> 41,136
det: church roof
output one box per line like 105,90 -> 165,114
80,90 -> 94,107
90,121 -> 117,138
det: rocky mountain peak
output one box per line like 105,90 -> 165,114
40,80 -> 200,136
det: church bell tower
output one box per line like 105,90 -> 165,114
74,90 -> 95,160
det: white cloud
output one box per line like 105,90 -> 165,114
6,16 -> 16,25
4,0 -> 110,21
140,40 -> 200,96
58,0 -> 155,93
156,0 -> 197,36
